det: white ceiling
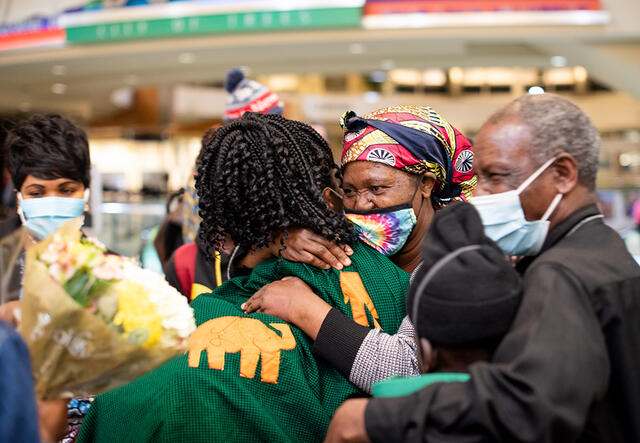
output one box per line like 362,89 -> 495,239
0,0 -> 638,120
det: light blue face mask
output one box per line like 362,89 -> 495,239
470,157 -> 562,256
18,192 -> 87,240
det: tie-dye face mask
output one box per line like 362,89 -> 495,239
345,203 -> 417,256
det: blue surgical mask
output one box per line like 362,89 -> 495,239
18,192 -> 87,240
345,203 -> 417,256
470,157 -> 562,256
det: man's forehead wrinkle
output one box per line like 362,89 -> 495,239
488,118 -> 530,145
477,119 -> 531,158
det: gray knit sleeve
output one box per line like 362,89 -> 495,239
348,315 -> 420,394
348,261 -> 424,394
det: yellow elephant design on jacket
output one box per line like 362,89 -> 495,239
187,316 -> 296,384
340,272 -> 381,329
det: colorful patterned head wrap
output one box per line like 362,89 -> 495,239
340,105 -> 476,205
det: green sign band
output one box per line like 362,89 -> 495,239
65,7 -> 362,43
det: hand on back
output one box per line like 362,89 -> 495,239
273,228 -> 353,270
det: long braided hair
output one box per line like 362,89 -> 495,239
196,112 -> 355,261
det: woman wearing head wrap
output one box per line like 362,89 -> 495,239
243,105 -> 477,393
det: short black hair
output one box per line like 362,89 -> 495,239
196,112 -> 355,260
6,113 -> 91,190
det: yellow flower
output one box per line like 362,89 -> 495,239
70,241 -> 99,268
112,281 -> 162,348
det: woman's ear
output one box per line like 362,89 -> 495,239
323,187 -> 344,213
551,153 -> 579,194
419,172 -> 437,200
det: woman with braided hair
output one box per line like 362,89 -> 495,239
196,112 -> 355,263
243,105 -> 477,395
77,113 -> 409,443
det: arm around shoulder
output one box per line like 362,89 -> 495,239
363,262 -> 610,442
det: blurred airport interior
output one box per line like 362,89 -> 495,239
1,0 -> 639,259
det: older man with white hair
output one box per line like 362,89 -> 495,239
325,94 -> 640,443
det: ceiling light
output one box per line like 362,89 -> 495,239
52,65 -> 66,76
550,56 -> 567,67
388,69 -> 421,85
449,67 -> 463,83
364,91 -> 380,103
349,43 -> 365,55
422,69 -> 447,87
625,130 -> 640,143
528,86 -> 545,95
543,67 -> 574,85
267,74 -> 298,91
51,83 -> 67,94
619,153 -> 632,167
124,75 -> 139,86
370,71 -> 386,83
573,66 -> 588,82
110,87 -> 134,109
380,59 -> 396,70
178,52 -> 196,64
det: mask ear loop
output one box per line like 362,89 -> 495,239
83,188 -> 91,212
410,179 -> 425,218
16,193 -> 27,224
516,156 -> 557,194
541,193 -> 563,222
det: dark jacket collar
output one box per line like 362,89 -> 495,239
516,203 -> 602,273
0,213 -> 21,239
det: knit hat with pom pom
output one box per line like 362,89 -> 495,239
407,201 -> 522,348
223,68 -> 284,120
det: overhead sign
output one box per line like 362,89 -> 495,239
60,1 -> 364,43
0,0 -> 79,50
362,0 -> 609,28
364,0 -> 603,14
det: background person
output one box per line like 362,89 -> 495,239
0,113 -> 93,443
1,113 -> 90,302
162,68 -> 286,301
326,93 -> 640,443
623,200 -> 640,262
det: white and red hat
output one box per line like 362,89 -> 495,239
223,69 -> 284,121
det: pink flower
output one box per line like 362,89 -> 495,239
92,255 -> 124,281
85,236 -> 107,251
40,241 -> 71,265
48,261 -> 75,282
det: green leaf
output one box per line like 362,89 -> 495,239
63,272 -> 90,306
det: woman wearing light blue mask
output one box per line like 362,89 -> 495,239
9,114 -> 90,242
243,105 -> 478,393
0,113 -> 93,442
2,113 -> 90,298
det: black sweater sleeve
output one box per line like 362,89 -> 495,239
311,308 -> 371,378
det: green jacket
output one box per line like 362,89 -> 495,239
78,241 -> 409,442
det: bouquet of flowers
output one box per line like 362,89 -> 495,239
18,218 -> 196,400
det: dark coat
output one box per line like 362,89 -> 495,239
365,204 -> 640,443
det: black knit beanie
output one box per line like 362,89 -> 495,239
407,201 -> 522,348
